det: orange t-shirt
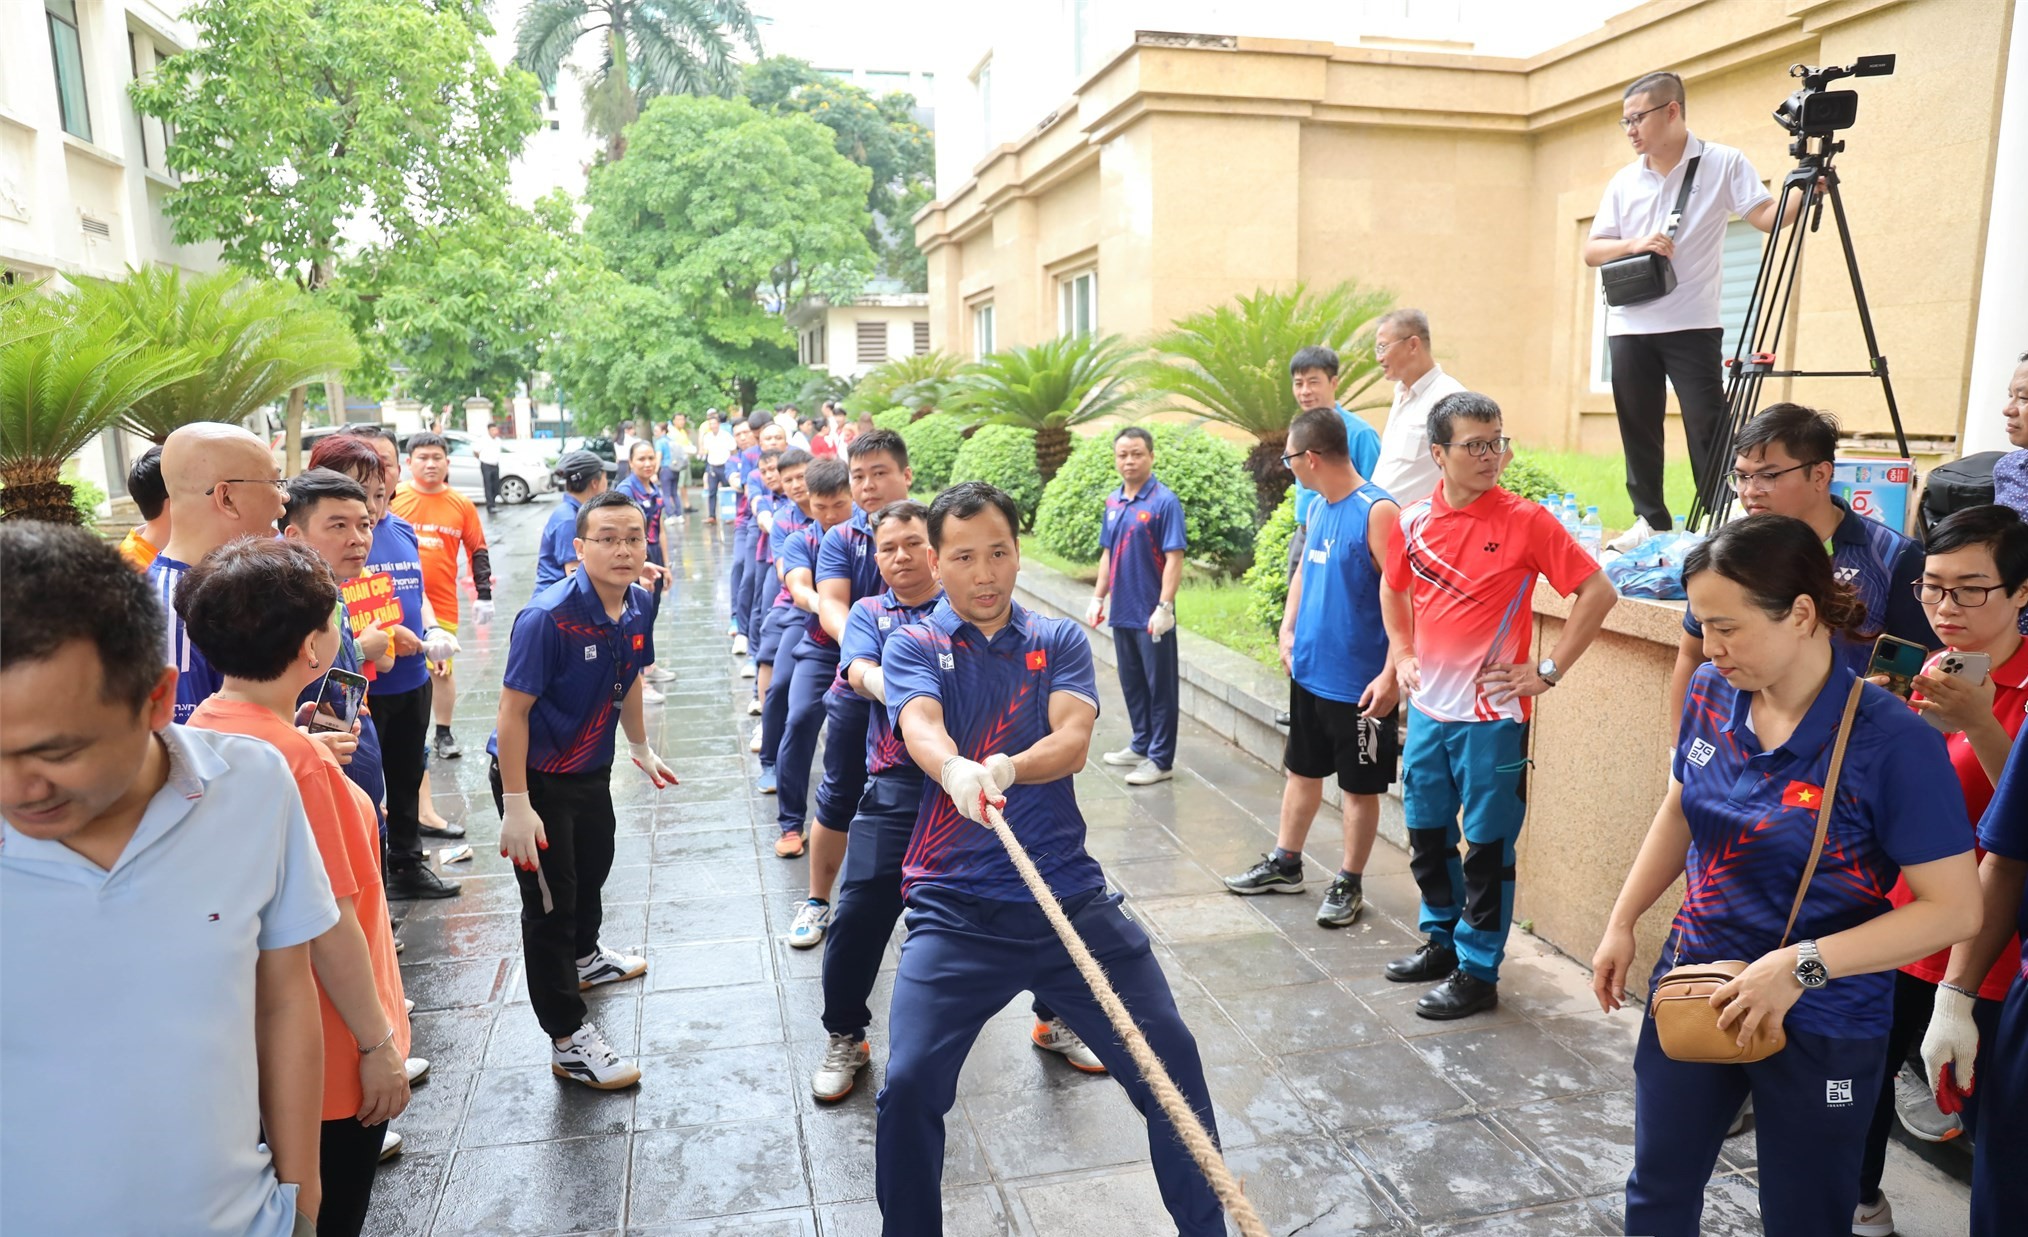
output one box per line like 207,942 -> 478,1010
390,484 -> 486,625
118,526 -> 158,572
188,698 -> 410,1120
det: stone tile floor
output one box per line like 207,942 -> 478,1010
369,500 -> 1971,1236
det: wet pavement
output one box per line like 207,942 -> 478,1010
370,496 -> 1971,1236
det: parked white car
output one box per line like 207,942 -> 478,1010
398,430 -> 555,504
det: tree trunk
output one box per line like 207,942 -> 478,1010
1035,424 -> 1073,488
284,385 -> 308,476
325,376 -> 348,428
0,459 -> 85,525
1247,432 -> 1293,524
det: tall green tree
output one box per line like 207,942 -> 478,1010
514,0 -> 763,163
583,95 -> 876,408
129,0 -> 541,465
548,269 -> 732,430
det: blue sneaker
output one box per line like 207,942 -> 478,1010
788,898 -> 831,949
756,767 -> 778,795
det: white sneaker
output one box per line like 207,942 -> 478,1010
812,1031 -> 871,1102
787,898 -> 831,949
732,634 -> 749,657
1605,516 -> 1658,554
1124,760 -> 1173,786
1032,1018 -> 1107,1073
378,1129 -> 404,1162
643,682 -> 666,704
1851,1192 -> 1894,1237
577,945 -> 648,991
749,727 -> 764,753
550,1022 -> 642,1090
747,697 -> 763,716
404,998 -> 415,1014
645,666 -> 677,683
739,661 -> 756,679
404,1056 -> 430,1085
1100,746 -> 1143,767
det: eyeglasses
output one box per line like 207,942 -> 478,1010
1914,582 -> 2004,608
1279,449 -> 1314,469
1374,338 -> 1403,358
1726,462 -> 1818,493
203,478 -> 288,496
1435,437 -> 1512,458
1619,104 -> 1668,130
585,536 -> 646,550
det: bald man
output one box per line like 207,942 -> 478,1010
150,423 -> 290,722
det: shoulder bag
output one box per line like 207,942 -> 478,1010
1599,155 -> 1702,308
1648,677 -> 1864,1064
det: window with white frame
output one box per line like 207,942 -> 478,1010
1058,270 -> 1096,339
801,326 -> 827,366
47,0 -> 93,143
972,303 -> 995,359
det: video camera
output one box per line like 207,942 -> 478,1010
1774,54 -> 1895,137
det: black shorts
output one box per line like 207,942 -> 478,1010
1283,679 -> 1399,795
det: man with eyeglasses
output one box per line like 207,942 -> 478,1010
1370,309 -> 1467,506
1586,70 -> 1794,550
1666,403 -> 1934,719
148,422 -> 291,723
488,490 -> 677,1091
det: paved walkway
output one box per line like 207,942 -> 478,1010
369,498 -> 1971,1236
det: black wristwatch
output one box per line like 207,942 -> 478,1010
1793,940 -> 1829,989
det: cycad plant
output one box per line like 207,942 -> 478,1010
949,334 -> 1139,485
844,349 -> 961,418
73,267 -> 359,444
1140,281 -> 1393,519
1,284 -> 202,525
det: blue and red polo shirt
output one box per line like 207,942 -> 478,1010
776,519 -> 837,651
1663,662 -> 1971,1038
146,554 -> 223,724
882,600 -> 1106,902
731,446 -> 761,527
767,503 -> 811,608
1977,719 -> 2028,984
838,588 -> 945,776
486,569 -> 654,774
819,506 -> 885,699
1099,477 -> 1186,629
617,474 -> 666,553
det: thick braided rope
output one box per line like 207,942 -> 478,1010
981,801 -> 1270,1237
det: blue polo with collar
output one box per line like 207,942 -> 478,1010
882,599 -> 1105,902
1978,728 -> 2028,979
777,519 -> 836,649
838,587 -> 945,775
1099,476 -> 1187,629
533,492 -> 584,596
817,505 -> 883,602
1663,661 -> 1969,1037
488,568 -> 654,774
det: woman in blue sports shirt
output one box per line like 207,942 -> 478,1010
1591,515 -> 1981,1237
619,441 -> 675,697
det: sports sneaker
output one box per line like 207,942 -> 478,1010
1100,746 -> 1144,766
1032,1019 -> 1107,1073
1852,1192 -> 1894,1237
774,830 -> 806,858
812,1032 -> 870,1102
379,1129 -> 404,1162
577,945 -> 648,991
732,634 -> 749,657
1224,853 -> 1305,895
787,898 -> 831,949
756,767 -> 778,794
645,666 -> 677,683
404,1057 -> 430,1085
1894,1062 -> 1963,1142
551,1023 -> 642,1090
1606,515 -> 1658,554
747,697 -> 763,716
643,682 -> 666,704
404,998 -> 414,1014
739,661 -> 757,680
1317,875 -> 1364,927
432,730 -> 462,760
1124,760 -> 1173,786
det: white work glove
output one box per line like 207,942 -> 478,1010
1920,983 -> 1981,1096
758,510 -> 775,534
1085,595 -> 1106,628
859,665 -> 887,705
941,755 -> 1007,825
1148,602 -> 1176,642
629,739 -> 678,789
471,599 -> 495,626
982,753 -> 1017,794
420,626 -> 461,663
499,793 -> 546,871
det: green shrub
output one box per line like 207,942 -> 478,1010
67,474 -> 109,518
1500,455 -> 1568,504
1242,490 -> 1298,632
1031,424 -> 1257,572
899,412 -> 965,492
947,425 -> 1044,529
871,407 -> 913,433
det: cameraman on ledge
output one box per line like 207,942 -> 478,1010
1587,70 -> 1802,548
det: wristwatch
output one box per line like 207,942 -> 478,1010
1793,940 -> 1830,989
1536,657 -> 1562,686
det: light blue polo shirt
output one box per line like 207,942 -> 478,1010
2,725 -> 339,1236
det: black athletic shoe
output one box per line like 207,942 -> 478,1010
1415,971 -> 1498,1021
1223,853 -> 1305,895
433,730 -> 463,760
1316,876 -> 1364,927
385,862 -> 461,901
1385,939 -> 1458,983
1274,712 -> 1292,728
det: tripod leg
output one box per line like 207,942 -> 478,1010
1823,174 -> 1909,459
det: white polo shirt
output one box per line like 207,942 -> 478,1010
2,725 -> 339,1237
1590,132 -> 1772,337
1371,363 -> 1467,506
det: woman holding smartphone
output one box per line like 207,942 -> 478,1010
1591,515 -> 1981,1237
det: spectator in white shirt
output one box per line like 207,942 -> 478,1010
1369,309 -> 1467,506
1586,70 -> 1797,548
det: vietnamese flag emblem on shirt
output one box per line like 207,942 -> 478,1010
1136,510 -> 1152,523
1781,780 -> 1824,809
1026,650 -> 1048,671
631,634 -> 645,651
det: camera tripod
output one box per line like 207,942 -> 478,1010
1685,122 -> 1910,530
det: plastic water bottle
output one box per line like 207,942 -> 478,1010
1560,493 -> 1580,536
1579,505 -> 1604,560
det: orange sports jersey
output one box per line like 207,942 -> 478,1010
391,484 -> 486,624
117,526 -> 158,572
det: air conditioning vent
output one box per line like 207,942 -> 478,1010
80,215 -> 111,238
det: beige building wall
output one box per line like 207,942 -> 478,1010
918,0 -> 2019,457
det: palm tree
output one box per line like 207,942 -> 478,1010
845,349 -> 961,418
515,0 -> 764,162
73,267 -> 359,444
1140,281 -> 1393,519
1,284 -> 202,525
949,334 -> 1139,486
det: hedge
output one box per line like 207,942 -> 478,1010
1501,455 -> 1568,504
898,413 -> 965,492
947,425 -> 1045,529
871,407 -> 914,433
1031,424 -> 1257,572
1242,490 -> 1298,632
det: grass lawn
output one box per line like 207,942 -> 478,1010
1519,451 -> 1695,535
1021,537 -> 1282,670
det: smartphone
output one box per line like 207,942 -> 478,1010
1868,634 -> 1930,700
1923,650 -> 1994,731
305,667 -> 369,734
